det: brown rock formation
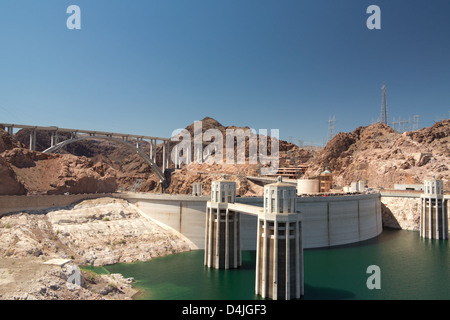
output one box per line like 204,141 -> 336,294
0,156 -> 27,195
13,128 -> 159,193
0,127 -> 23,153
8,117 -> 447,196
0,145 -> 118,196
0,128 -> 27,195
306,120 -> 449,190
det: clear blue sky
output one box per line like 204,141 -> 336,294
0,0 -> 449,145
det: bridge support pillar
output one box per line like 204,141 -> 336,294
174,145 -> 180,169
149,139 -> 153,160
166,140 -> 170,169
136,138 -> 143,151
204,180 -> 241,269
153,140 -> 157,163
50,131 -> 59,147
29,129 -> 36,151
162,141 -> 166,172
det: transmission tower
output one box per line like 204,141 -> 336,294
413,115 -> 420,131
402,117 -> 411,132
391,117 -> 399,131
327,115 -> 336,142
380,82 -> 388,125
392,116 -> 411,133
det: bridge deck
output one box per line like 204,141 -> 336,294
0,123 -> 170,141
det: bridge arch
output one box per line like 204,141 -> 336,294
43,136 -> 166,183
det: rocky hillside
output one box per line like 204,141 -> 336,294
179,116 -> 312,167
306,120 -> 450,190
0,126 -> 118,195
1,118 -> 311,195
165,162 -> 264,196
14,129 -> 161,192
165,116 -> 313,195
1,149 -> 117,195
0,127 -> 27,195
4,118 -> 447,196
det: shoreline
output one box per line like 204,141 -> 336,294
0,197 -> 192,300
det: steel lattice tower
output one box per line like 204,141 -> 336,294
380,82 -> 388,125
327,115 -> 336,142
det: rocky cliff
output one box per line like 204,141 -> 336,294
381,196 -> 421,231
1,117 -> 312,195
306,120 -> 450,190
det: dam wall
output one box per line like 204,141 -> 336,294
0,192 -> 383,250
296,193 -> 382,248
116,193 -> 261,250
118,193 -> 210,249
117,192 -> 382,249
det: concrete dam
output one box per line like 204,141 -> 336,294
0,191 -> 382,250
118,191 -> 383,250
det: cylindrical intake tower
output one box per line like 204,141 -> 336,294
204,180 -> 241,269
255,177 -> 304,300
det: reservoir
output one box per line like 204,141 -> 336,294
86,229 -> 449,300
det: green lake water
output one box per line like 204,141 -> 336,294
85,229 -> 449,300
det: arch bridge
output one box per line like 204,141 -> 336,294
1,123 -> 170,185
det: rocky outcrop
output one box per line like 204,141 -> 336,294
163,117 -> 313,196
1,147 -> 117,195
0,197 -> 192,300
0,197 -> 191,265
5,119 -> 449,196
0,128 -> 23,153
306,120 -> 450,190
0,157 -> 27,195
13,128 -> 159,193
164,162 -> 264,196
0,127 -> 118,195
46,197 -> 191,266
0,128 -> 27,195
0,258 -> 138,300
3,118 -> 315,195
183,116 -> 313,168
381,196 -> 421,230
